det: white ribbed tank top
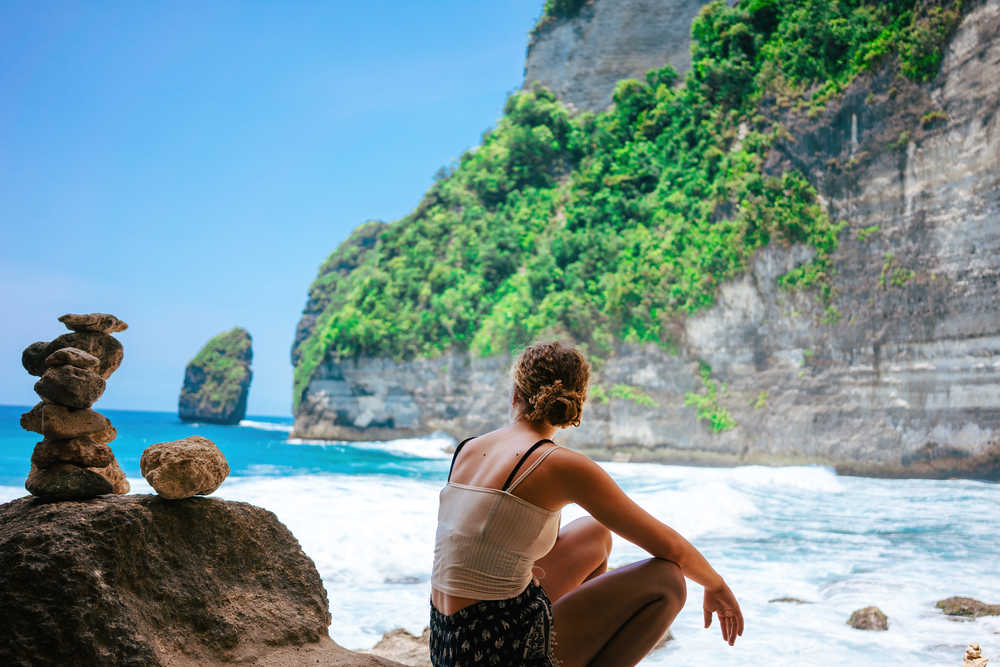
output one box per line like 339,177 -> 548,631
431,441 -> 562,600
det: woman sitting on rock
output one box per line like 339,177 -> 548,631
429,341 -> 744,666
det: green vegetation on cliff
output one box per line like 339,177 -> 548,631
293,0 -> 965,408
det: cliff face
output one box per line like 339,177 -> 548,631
179,327 -> 253,425
524,0 -> 713,111
293,2 -> 1000,479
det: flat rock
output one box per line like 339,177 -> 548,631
44,347 -> 100,370
769,597 -> 812,604
20,402 -> 115,441
0,494 -> 369,667
847,606 -> 888,631
21,341 -> 50,376
47,331 -> 123,379
31,436 -> 114,468
33,365 -> 106,409
141,435 -> 229,499
937,597 -> 1000,618
25,462 -> 114,499
58,312 -> 128,334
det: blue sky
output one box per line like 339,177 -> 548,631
1,0 -> 544,416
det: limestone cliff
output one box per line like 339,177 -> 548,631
293,1 -> 1000,479
524,0 -> 713,111
179,327 -> 253,425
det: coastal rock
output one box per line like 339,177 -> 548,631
364,627 -> 431,667
964,643 -> 989,667
19,402 -> 115,441
0,494 -> 375,667
21,341 -> 50,376
769,597 -> 812,604
178,327 -> 253,425
847,606 -> 889,631
97,457 -> 130,495
31,436 -> 114,468
47,331 -> 123,379
33,364 -> 106,409
524,0 -> 712,112
937,597 -> 1000,618
44,346 -> 100,370
58,312 -> 128,334
140,435 -> 229,499
24,462 -> 114,499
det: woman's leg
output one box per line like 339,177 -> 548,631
534,516 -> 613,602
551,557 -> 687,667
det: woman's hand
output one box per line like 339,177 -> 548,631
703,582 -> 744,646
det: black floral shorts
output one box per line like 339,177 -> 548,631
429,581 -> 560,666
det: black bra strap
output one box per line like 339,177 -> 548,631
447,436 -> 477,481
502,439 -> 554,491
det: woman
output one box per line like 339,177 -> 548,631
430,341 -> 744,666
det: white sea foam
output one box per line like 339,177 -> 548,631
238,419 -> 294,433
0,485 -> 25,503
287,434 -> 453,459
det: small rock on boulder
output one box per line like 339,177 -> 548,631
31,436 -> 114,468
22,341 -> 51,376
20,402 -> 115,441
847,606 -> 888,630
58,312 -> 128,334
141,435 -> 229,499
25,462 -> 114,499
47,331 -> 123,379
937,597 -> 1000,618
33,365 -> 106,409
44,346 -> 100,370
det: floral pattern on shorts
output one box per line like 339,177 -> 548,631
429,581 -> 559,666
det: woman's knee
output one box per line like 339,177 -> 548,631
642,558 -> 687,610
570,516 -> 612,560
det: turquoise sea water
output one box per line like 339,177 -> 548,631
1,404 -> 997,665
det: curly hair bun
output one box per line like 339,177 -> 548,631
513,342 -> 590,428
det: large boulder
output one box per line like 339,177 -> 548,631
178,328 -> 253,425
140,436 -> 230,499
0,495 -> 400,667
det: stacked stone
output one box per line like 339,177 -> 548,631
19,313 -> 130,500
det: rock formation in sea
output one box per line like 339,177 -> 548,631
847,606 -> 888,630
20,313 -> 130,499
141,435 -> 230,499
178,327 -> 253,425
0,494 -> 405,667
292,1 -> 1000,479
937,596 -> 1000,618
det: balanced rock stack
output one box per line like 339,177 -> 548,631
20,313 -> 130,500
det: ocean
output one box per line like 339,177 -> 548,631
1,405 -> 997,665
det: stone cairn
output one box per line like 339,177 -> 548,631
19,313 -> 130,500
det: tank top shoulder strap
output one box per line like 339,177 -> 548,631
447,436 -> 478,482
501,439 -> 557,491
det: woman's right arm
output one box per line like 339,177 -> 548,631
555,448 -> 744,643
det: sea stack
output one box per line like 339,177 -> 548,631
20,313 -> 130,500
178,328 -> 253,425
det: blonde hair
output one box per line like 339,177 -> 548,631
512,342 -> 590,427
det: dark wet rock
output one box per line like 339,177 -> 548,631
0,494 -> 366,667
20,402 -> 115,441
847,606 -> 888,630
140,435 -> 229,500
47,331 -> 123,379
58,312 -> 128,334
98,458 -> 130,495
44,346 -> 100,370
937,597 -> 1000,618
178,328 -> 253,425
24,462 -> 114,499
31,436 -> 114,468
33,365 -> 106,409
21,341 -> 50,376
